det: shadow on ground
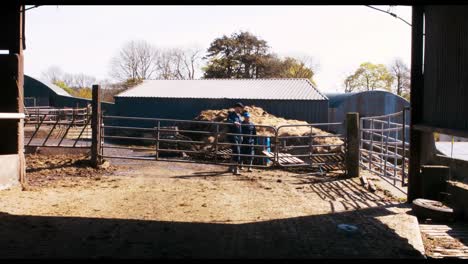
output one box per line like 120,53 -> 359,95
0,204 -> 423,258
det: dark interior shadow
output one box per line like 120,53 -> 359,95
446,224 -> 468,247
0,204 -> 424,259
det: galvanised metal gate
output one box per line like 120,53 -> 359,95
359,108 -> 410,193
24,106 -> 92,148
275,123 -> 346,172
99,115 -> 347,171
100,115 -> 277,168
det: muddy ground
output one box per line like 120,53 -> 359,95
0,153 -> 425,258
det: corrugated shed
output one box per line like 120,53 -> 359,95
423,6 -> 468,131
23,75 -> 116,114
116,78 -> 327,101
113,97 -> 328,126
326,90 -> 410,135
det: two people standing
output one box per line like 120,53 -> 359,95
226,102 -> 257,175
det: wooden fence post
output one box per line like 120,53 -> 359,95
346,112 -> 360,178
91,84 -> 102,167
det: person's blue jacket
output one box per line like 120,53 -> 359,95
227,111 -> 242,137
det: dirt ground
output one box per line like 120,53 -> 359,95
0,153 -> 425,258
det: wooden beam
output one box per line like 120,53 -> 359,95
408,5 -> 425,202
346,112 -> 360,178
91,84 -> 102,167
413,124 -> 468,139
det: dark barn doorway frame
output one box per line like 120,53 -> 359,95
2,4 -> 468,202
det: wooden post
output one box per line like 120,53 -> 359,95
91,84 -> 102,167
346,112 -> 360,178
408,6 -> 425,202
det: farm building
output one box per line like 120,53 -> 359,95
24,75 -> 115,114
325,90 -> 410,135
113,79 -> 329,126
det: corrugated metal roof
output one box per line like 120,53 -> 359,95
42,80 -> 73,97
325,90 -> 409,108
116,79 -> 327,100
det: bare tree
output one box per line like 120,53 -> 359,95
176,48 -> 203,79
294,55 -> 320,74
41,66 -> 64,84
110,40 -> 203,81
390,58 -> 410,97
154,48 -> 203,80
156,49 -> 178,79
73,73 -> 97,89
62,73 -> 76,88
110,40 -> 159,81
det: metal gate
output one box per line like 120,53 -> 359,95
24,106 -> 92,148
100,115 -> 277,168
275,122 -> 346,172
359,108 -> 410,192
100,115 -> 346,171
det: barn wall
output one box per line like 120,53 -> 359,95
24,75 -> 53,106
112,97 -> 328,128
328,92 -> 410,135
423,6 -> 468,132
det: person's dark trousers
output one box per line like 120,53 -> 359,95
241,145 -> 254,167
230,136 -> 242,172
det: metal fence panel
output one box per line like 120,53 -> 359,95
24,107 -> 92,148
101,115 -> 346,171
360,108 -> 410,193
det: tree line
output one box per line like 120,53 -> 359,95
40,30 -> 410,101
344,59 -> 410,99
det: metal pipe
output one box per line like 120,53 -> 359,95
214,124 -> 219,163
401,107 -> 407,185
384,116 -> 390,182
103,135 -> 157,141
369,119 -> 374,171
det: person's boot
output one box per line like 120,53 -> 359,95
233,166 -> 241,175
239,162 -> 244,171
247,167 -> 253,172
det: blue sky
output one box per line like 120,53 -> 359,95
24,5 -> 412,92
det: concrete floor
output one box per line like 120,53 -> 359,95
0,155 -> 427,258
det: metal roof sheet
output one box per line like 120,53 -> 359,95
325,90 -> 409,108
46,82 -> 73,97
116,79 -> 327,101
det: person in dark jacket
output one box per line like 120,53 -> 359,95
240,112 -> 257,172
226,102 -> 244,175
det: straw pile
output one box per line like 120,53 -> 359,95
190,106 -> 344,153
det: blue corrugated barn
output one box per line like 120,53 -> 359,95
24,75 -> 115,114
325,90 -> 410,134
113,79 -> 329,126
